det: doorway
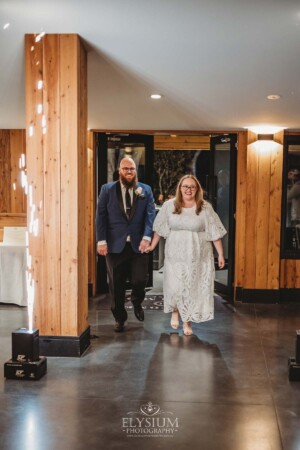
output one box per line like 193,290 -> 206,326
152,134 -> 236,299
95,132 -> 237,300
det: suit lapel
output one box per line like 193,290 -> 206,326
116,181 -> 128,220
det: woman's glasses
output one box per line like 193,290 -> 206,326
181,185 -> 197,191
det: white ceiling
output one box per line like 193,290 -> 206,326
1,0 -> 300,131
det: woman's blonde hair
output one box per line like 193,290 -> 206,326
173,175 -> 204,215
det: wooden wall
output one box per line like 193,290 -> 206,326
234,130 -> 284,294
0,129 -> 26,241
0,129 -> 26,214
154,135 -> 210,150
25,33 -> 88,337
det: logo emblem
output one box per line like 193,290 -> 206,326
122,401 -> 179,438
139,402 -> 161,416
15,370 -> 25,378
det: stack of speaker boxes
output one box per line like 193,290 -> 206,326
4,328 -> 47,380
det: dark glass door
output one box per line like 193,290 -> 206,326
208,134 -> 237,299
96,132 -> 154,294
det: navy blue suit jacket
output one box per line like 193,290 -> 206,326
96,181 -> 156,254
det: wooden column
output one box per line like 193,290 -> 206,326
234,130 -> 284,302
25,34 -> 89,356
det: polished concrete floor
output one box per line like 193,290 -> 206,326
1,297 -> 300,450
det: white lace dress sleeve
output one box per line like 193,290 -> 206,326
204,202 -> 227,241
153,199 -> 173,238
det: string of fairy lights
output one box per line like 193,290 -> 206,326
18,32 -> 46,332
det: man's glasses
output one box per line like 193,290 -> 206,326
121,167 -> 136,172
181,185 -> 197,191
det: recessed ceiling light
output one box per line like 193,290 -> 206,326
267,94 -> 281,100
150,94 -> 162,99
3,23 -> 10,30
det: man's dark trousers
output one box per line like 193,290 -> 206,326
106,243 -> 149,323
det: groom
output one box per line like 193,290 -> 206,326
96,157 -> 156,332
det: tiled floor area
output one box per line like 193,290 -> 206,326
1,297 -> 300,450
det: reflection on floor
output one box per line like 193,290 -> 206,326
1,297 -> 300,449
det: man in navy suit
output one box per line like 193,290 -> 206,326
96,157 -> 156,332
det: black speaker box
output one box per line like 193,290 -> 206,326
295,330 -> 300,364
4,357 -> 47,380
288,357 -> 300,381
12,328 -> 39,362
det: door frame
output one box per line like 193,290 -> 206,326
210,134 -> 237,300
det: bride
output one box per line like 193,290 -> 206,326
147,175 -> 226,336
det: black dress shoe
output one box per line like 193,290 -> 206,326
133,304 -> 144,322
114,322 -> 125,332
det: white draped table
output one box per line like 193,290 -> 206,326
0,244 -> 27,306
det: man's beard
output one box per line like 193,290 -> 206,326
119,172 -> 137,188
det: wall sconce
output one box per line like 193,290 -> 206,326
246,126 -> 286,137
257,134 -> 274,141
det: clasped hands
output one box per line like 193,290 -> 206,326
139,239 -> 153,253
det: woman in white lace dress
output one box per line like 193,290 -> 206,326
147,175 -> 226,336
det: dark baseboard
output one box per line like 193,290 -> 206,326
39,326 -> 90,357
236,288 -> 300,303
235,287 -> 243,302
280,289 -> 300,302
241,289 -> 280,303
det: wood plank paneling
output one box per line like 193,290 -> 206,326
0,130 -> 11,213
234,131 -> 247,289
0,213 -> 26,227
255,151 -> 271,288
244,142 -> 258,288
77,37 -> 88,333
25,33 -> 44,331
43,34 -> 61,335
285,260 -> 296,288
267,141 -> 283,288
0,129 -> 26,215
60,34 -> 88,336
295,260 -> 300,288
60,34 -> 79,335
10,130 -> 26,213
154,135 -> 210,150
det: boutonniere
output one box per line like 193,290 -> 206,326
135,186 -> 145,199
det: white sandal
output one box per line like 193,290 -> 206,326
170,311 -> 179,329
183,322 -> 193,336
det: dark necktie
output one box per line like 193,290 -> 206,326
125,188 -> 132,218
